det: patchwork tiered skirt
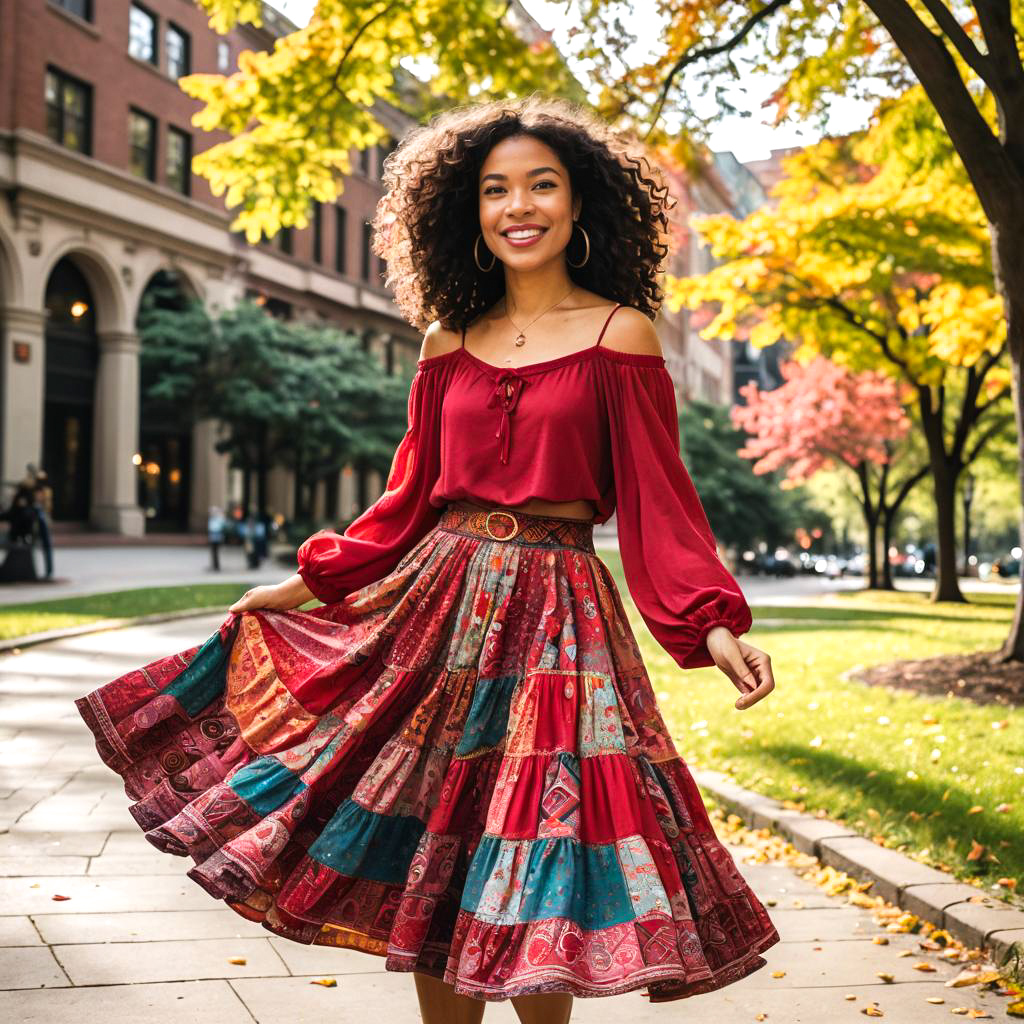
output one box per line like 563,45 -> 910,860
74,499 -> 780,1002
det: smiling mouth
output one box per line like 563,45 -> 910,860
502,228 -> 547,239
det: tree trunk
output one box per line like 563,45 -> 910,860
863,511 -> 880,589
916,397 -> 965,603
880,508 -> 896,590
930,469 -> 963,603
995,215 -> 1024,662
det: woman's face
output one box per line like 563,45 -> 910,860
477,134 -> 580,271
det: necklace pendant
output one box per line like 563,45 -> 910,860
514,333 -> 526,347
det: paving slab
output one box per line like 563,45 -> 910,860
267,936 -> 390,976
0,830 -> 109,857
762,905 -> 876,942
0,945 -> 69,989
0,855 -> 89,876
598,980 -> 1012,1024
32,909 -> 270,944
0,979 -> 255,1023
52,936 -> 290,986
0,873 -> 219,915
0,915 -> 42,946
0,615 -> 1017,1022
229,972 -> 524,1024
86,852 -> 184,875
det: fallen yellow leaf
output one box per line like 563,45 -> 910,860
876,972 -> 895,983
861,1006 -> 884,1017
770,970 -> 786,978
947,969 -> 986,988
228,957 -> 247,965
310,978 -> 337,987
925,997 -> 944,1003
912,961 -> 937,971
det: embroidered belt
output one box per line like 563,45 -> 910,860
439,501 -> 596,552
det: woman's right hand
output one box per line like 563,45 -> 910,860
228,573 -> 316,614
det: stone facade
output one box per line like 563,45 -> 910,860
1,0 -> 419,535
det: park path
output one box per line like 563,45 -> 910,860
0,615 -> 1014,1022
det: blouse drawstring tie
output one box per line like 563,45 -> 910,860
485,369 -> 525,464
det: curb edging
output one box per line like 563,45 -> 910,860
0,607 -> 229,655
692,767 -> 1024,974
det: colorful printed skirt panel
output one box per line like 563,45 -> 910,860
75,499 -> 780,1002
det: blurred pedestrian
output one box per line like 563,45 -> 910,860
32,469 -> 54,578
207,504 -> 226,571
242,507 -> 261,569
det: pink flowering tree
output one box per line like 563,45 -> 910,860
731,356 -> 922,589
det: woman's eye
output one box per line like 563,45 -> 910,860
483,181 -> 556,195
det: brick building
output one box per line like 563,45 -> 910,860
0,0 -> 420,535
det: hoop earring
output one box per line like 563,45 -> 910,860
474,233 -> 496,272
566,222 -> 590,269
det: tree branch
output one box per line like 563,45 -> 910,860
973,0 -> 1024,82
918,0 -> 995,88
863,0 -> 1015,223
644,0 -> 795,138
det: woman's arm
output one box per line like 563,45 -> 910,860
228,572 -> 315,613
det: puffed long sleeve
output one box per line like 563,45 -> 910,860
296,360 -> 451,605
600,358 -> 753,670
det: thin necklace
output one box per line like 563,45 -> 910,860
505,284 -> 576,348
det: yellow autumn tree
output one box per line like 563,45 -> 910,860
183,0 -> 583,241
668,89 -> 1012,604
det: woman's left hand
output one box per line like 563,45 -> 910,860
705,626 -> 775,710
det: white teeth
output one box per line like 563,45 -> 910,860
505,229 -> 543,239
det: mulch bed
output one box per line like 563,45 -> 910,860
846,650 -> 1024,708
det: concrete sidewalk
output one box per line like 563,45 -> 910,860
0,617 -> 1016,1022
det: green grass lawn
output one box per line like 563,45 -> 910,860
604,565 -> 1021,900
3,561 -> 1020,899
0,584 -> 256,642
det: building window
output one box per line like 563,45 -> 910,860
128,108 -> 157,181
376,137 -> 395,180
312,202 -> 323,264
335,206 -> 347,273
358,146 -> 372,177
45,67 -> 91,154
278,226 -> 293,255
129,3 -> 158,65
54,0 -> 92,20
377,254 -> 387,286
217,40 -> 231,72
166,126 -> 191,194
361,220 -> 372,281
166,24 -> 190,79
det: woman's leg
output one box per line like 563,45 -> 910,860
413,970 -> 487,1024
509,991 -> 573,1024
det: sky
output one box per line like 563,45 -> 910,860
266,0 -> 872,163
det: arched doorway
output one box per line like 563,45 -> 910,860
43,258 -> 97,522
136,269 -> 195,532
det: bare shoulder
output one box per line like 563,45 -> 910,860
420,320 -> 463,361
598,306 -> 663,357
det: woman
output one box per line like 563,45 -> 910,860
75,94 -> 779,1023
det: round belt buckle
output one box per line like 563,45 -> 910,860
485,510 -> 520,541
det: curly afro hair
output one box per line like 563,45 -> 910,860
370,92 -> 675,332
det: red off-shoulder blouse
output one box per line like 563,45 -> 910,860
297,303 -> 753,670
